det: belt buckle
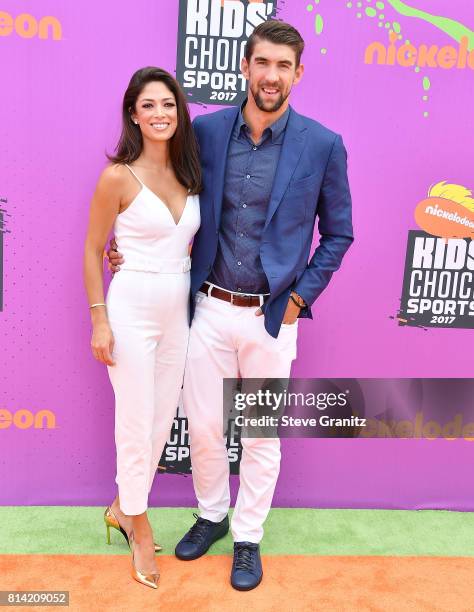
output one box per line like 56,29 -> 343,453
233,292 -> 252,306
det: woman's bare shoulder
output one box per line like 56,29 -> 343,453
94,163 -> 131,197
100,163 -> 129,185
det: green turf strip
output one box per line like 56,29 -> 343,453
1,507 -> 473,557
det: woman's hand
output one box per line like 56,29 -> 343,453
91,321 -> 116,365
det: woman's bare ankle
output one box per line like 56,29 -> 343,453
131,515 -> 153,543
111,497 -> 126,518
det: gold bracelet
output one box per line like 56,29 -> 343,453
89,303 -> 106,309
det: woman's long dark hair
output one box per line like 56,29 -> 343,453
108,67 -> 201,194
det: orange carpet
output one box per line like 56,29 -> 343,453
1,554 -> 474,611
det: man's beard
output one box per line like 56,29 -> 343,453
251,84 -> 289,113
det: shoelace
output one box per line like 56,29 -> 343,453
183,512 -> 213,544
234,544 -> 256,571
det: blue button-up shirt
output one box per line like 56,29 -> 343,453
208,104 -> 290,294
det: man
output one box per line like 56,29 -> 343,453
109,20 -> 353,591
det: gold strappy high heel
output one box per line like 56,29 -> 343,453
129,531 -> 160,589
104,506 -> 163,552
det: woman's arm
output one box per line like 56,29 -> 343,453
83,165 -> 123,365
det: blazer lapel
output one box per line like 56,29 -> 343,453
212,106 -> 239,229
263,108 -> 307,232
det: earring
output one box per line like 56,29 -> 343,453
133,119 -> 139,125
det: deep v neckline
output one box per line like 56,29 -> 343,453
125,163 -> 190,227
142,184 -> 190,227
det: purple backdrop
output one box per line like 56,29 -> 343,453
1,0 -> 473,509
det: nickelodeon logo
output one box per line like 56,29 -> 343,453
360,412 -> 474,441
365,32 -> 474,69
0,409 -> 56,429
415,181 -> 474,239
0,11 -> 62,41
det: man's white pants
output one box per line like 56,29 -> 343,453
183,290 -> 298,543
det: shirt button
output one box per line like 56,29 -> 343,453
237,261 -> 242,266
238,288 -> 242,292
239,232 -> 244,237
252,146 -> 257,151
246,174 -> 251,179
242,203 -> 247,208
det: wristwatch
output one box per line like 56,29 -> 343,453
290,291 -> 306,309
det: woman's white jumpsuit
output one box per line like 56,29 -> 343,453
106,164 -> 200,515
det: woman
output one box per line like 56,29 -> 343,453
83,67 -> 201,589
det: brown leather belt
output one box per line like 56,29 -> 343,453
199,283 -> 268,307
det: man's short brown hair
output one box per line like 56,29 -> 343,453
245,20 -> 305,67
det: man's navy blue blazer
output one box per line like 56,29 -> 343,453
190,105 -> 353,338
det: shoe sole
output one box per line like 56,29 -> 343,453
175,526 -> 229,561
231,573 -> 263,591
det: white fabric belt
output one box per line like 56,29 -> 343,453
120,256 -> 191,274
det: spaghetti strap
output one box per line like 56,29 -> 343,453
124,163 -> 144,187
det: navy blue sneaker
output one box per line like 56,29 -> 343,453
231,541 -> 263,591
175,512 -> 229,560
